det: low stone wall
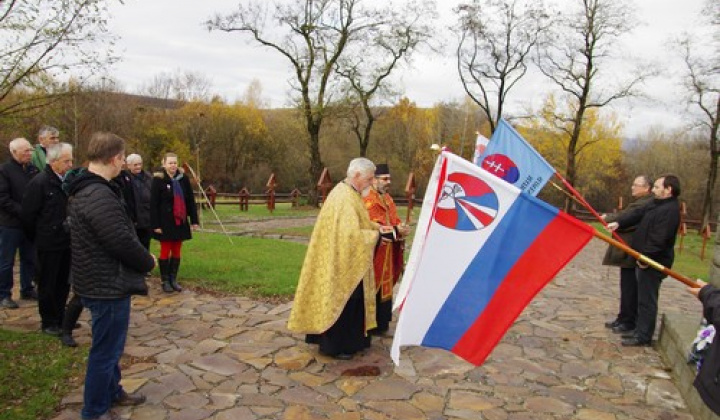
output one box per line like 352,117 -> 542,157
658,312 -> 720,420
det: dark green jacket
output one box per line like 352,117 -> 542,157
602,194 -> 654,268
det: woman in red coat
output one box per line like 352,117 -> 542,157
150,153 -> 199,293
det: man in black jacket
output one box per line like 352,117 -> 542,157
609,174 -> 681,347
0,138 -> 39,309
67,132 -> 156,420
126,153 -> 152,250
21,143 -> 74,336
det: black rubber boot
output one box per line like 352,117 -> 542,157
169,257 -> 183,292
159,259 -> 173,293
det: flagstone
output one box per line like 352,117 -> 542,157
207,392 -> 239,409
410,391 -> 445,413
214,407 -> 257,420
191,353 -> 248,376
191,338 -> 227,355
163,391 -> 210,409
275,385 -> 330,407
156,371 -> 197,393
353,378 -> 419,401
138,381 -> 174,403
365,401 -> 426,420
166,408 -> 214,420
131,405 -> 169,420
125,344 -> 165,358
524,396 -> 574,415
646,379 -> 687,410
274,347 -> 314,370
120,377 -> 148,393
240,393 -> 286,407
447,390 -> 501,411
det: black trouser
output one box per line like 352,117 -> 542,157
36,249 -> 71,329
62,293 -> 84,334
635,267 -> 665,343
136,228 -> 152,251
617,267 -> 638,327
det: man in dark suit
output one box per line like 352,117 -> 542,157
0,138 -> 38,309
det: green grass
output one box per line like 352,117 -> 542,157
199,202 -> 319,220
0,329 -> 85,420
152,231 -> 308,297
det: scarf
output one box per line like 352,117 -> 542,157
171,176 -> 187,226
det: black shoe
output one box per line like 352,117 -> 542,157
112,390 -> 146,406
161,281 -> 174,293
333,353 -> 354,360
604,319 -> 622,329
621,337 -> 651,347
0,297 -> 18,309
621,331 -> 637,339
42,326 -> 62,336
20,290 -> 37,300
60,334 -> 78,347
612,324 -> 635,334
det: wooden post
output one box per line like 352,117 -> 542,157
266,173 -> 277,213
317,168 -> 333,205
701,224 -> 712,261
238,187 -> 250,212
290,188 -> 301,208
677,202 -> 687,254
204,185 -> 217,209
404,172 -> 416,225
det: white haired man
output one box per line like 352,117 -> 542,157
126,153 -> 153,249
0,138 -> 39,308
22,143 -> 74,336
288,158 -> 383,360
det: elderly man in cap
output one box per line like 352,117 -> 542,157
363,163 -> 409,336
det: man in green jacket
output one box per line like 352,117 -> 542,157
31,125 -> 60,170
601,175 -> 653,333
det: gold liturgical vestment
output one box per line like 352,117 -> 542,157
287,182 -> 379,334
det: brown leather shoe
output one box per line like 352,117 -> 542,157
113,390 -> 146,406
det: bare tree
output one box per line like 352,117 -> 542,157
536,0 -> 650,213
677,34 -> 720,231
141,70 -> 213,103
207,0 -> 431,201
335,0 -> 436,157
456,0 -> 551,133
0,0 -> 117,118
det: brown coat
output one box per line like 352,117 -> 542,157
602,194 -> 654,267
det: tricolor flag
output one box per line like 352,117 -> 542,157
471,133 -> 489,164
391,152 -> 593,366
477,118 -> 554,196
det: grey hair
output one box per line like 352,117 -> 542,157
46,143 -> 73,163
38,125 -> 59,138
635,175 -> 652,188
126,153 -> 142,164
346,157 -> 375,178
8,138 -> 30,153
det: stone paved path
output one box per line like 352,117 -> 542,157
0,239 -> 705,419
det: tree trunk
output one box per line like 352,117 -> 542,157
711,211 -> 720,287
700,149 -> 718,232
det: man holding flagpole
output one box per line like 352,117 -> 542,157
363,163 -> 409,336
608,175 -> 681,347
288,158 -> 381,360
601,175 -> 653,334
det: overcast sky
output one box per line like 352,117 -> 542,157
106,0 -> 709,138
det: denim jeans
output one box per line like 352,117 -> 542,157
80,296 -> 130,420
0,226 -> 35,299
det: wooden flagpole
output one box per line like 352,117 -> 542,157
592,229 -> 699,288
549,179 -> 629,246
183,163 -> 234,245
